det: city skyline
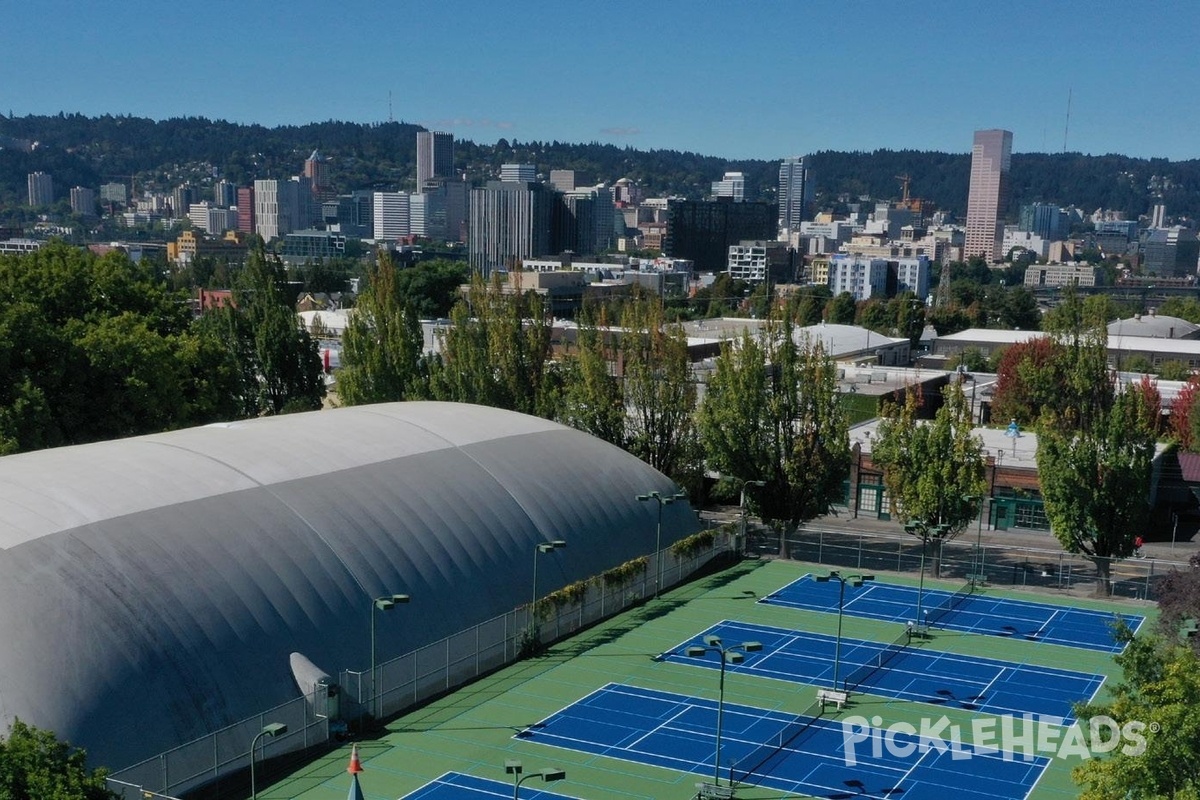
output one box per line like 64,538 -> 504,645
2,1 -> 1198,163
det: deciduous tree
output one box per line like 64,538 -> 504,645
0,719 -> 117,800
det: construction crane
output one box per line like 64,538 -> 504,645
895,174 -> 911,203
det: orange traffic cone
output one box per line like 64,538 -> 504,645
347,743 -> 363,775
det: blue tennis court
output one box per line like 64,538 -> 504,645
762,574 -> 1143,652
402,772 -> 577,800
661,620 -> 1102,724
520,683 -> 1048,800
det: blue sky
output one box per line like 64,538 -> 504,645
3,0 -> 1196,161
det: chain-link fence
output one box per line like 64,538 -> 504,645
748,524 -> 1185,602
108,530 -> 734,799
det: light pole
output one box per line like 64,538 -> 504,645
685,635 -> 763,786
815,571 -> 873,691
530,539 -> 567,640
249,722 -> 287,799
637,490 -> 687,598
370,593 -> 410,720
505,760 -> 566,799
964,494 -> 986,579
737,480 -> 766,556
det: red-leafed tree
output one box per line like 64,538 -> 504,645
1172,377 -> 1200,450
990,336 -> 1068,425
1131,375 -> 1163,436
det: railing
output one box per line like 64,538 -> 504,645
108,531 -> 734,798
742,523 -> 1184,602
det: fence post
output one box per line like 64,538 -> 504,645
1145,559 -> 1154,601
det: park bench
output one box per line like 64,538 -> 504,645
817,688 -> 848,710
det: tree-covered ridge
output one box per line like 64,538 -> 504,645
2,114 -> 1198,219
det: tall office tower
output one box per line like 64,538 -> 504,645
1019,203 -> 1068,241
254,179 -> 302,241
468,181 -> 554,275
554,187 -> 616,254
416,131 -> 454,188
964,129 -> 1013,263
27,172 -> 53,207
499,163 -> 536,183
549,170 -> 577,192
373,191 -> 411,240
171,186 -> 196,219
1151,204 -> 1167,229
236,186 -> 255,234
69,186 -> 96,218
778,156 -> 813,233
711,171 -> 745,202
303,150 -> 330,202
214,179 -> 237,207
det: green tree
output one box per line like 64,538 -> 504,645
215,245 -> 325,416
620,293 -> 699,487
429,272 -> 554,417
697,314 -> 850,548
1036,289 -> 1157,594
1073,628 -> 1200,799
558,308 -> 624,446
825,291 -> 857,325
0,719 -> 117,800
393,258 -> 470,318
872,382 -> 987,571
337,253 -> 428,405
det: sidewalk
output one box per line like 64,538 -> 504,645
703,505 -> 1198,566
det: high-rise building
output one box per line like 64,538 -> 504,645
468,181 -> 554,275
549,170 -> 578,193
778,156 -> 812,234
69,186 -> 96,218
1143,227 -> 1200,278
964,129 -> 1013,263
1151,204 -> 1167,229
171,186 -> 196,219
1019,202 -> 1068,241
416,131 -> 454,188
27,172 -> 53,207
829,254 -> 889,300
214,179 -> 236,208
663,200 -> 777,271
303,150 -> 330,202
711,171 -> 745,202
500,163 -> 536,183
236,186 -> 255,234
373,192 -> 411,240
100,182 -> 128,205
254,179 -> 302,241
553,188 -> 614,256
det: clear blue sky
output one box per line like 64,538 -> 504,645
3,0 -> 1197,161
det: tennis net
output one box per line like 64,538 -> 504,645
730,696 -> 824,785
840,623 -> 912,692
925,580 -> 974,628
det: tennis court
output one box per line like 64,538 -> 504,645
661,620 -> 1103,724
520,683 -> 1048,800
402,772 -> 577,800
762,574 -> 1143,652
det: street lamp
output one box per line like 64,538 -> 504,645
737,480 -> 766,556
685,635 -> 763,786
903,521 -> 948,633
370,593 -> 410,720
815,572 -> 873,691
530,539 -> 567,640
637,490 -> 687,598
505,760 -> 566,800
249,722 -> 287,799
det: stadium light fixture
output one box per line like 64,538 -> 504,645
815,571 -> 874,692
685,636 -> 762,786
371,593 -> 410,720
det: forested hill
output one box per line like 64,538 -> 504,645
1,113 -> 1198,221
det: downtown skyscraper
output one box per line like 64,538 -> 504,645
964,129 -> 1013,263
778,156 -> 812,234
416,131 -> 454,188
